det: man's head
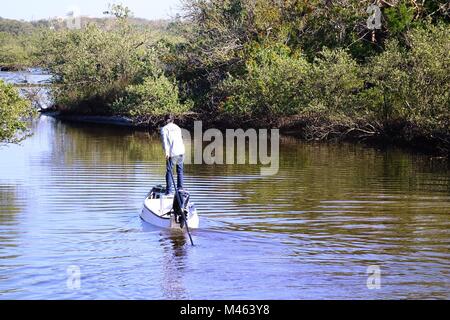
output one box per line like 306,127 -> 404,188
165,114 -> 174,125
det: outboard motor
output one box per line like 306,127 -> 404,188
173,190 -> 190,227
149,185 -> 166,199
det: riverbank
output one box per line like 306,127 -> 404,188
41,109 -> 450,157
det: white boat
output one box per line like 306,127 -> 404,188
140,186 -> 200,230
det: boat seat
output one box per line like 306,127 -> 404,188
145,196 -> 174,217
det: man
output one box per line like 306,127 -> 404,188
161,114 -> 186,195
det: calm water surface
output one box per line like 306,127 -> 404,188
0,74 -> 449,300
0,69 -> 51,85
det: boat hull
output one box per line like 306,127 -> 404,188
140,200 -> 200,230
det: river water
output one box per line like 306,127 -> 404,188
0,72 -> 449,299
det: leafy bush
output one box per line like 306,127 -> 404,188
0,80 -> 35,143
0,32 -> 35,70
304,48 -> 364,116
219,45 -> 310,121
37,22 -> 161,113
217,22 -> 449,147
3,1 -> 445,150
219,46 -> 363,122
112,75 -> 192,117
364,24 -> 450,133
384,1 -> 415,35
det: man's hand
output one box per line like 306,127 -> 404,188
166,155 -> 170,161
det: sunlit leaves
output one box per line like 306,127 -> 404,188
0,80 -> 35,143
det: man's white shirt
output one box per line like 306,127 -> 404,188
161,122 -> 185,158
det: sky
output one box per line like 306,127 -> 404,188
0,0 -> 183,21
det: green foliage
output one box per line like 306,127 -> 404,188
295,1 -> 379,61
103,4 -> 133,20
2,1 -> 448,150
0,80 -> 35,143
173,0 -> 449,105
305,49 -> 364,116
220,45 -> 309,120
384,1 -> 415,35
220,22 -> 449,145
0,9 -> 175,71
364,24 -> 450,133
172,0 -> 449,149
37,21 -> 161,113
0,32 -> 36,70
220,46 -> 363,121
32,5 -> 190,116
0,17 -> 35,35
170,0 -> 386,113
112,75 -> 192,117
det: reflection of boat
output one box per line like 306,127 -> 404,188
160,231 -> 189,299
140,186 -> 200,229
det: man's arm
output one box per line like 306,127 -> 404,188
161,127 -> 170,159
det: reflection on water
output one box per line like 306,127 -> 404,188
160,231 -> 188,300
0,115 -> 449,299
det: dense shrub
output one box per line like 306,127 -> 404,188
112,75 -> 192,117
2,2 -> 447,150
304,49 -> 364,116
0,32 -> 35,70
219,45 -> 309,121
219,46 -> 363,122
217,21 -> 449,148
38,23 -> 161,113
364,24 -> 450,133
0,80 -> 35,143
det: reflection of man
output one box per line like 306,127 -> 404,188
161,114 -> 185,195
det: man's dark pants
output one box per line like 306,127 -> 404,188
166,155 -> 184,194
